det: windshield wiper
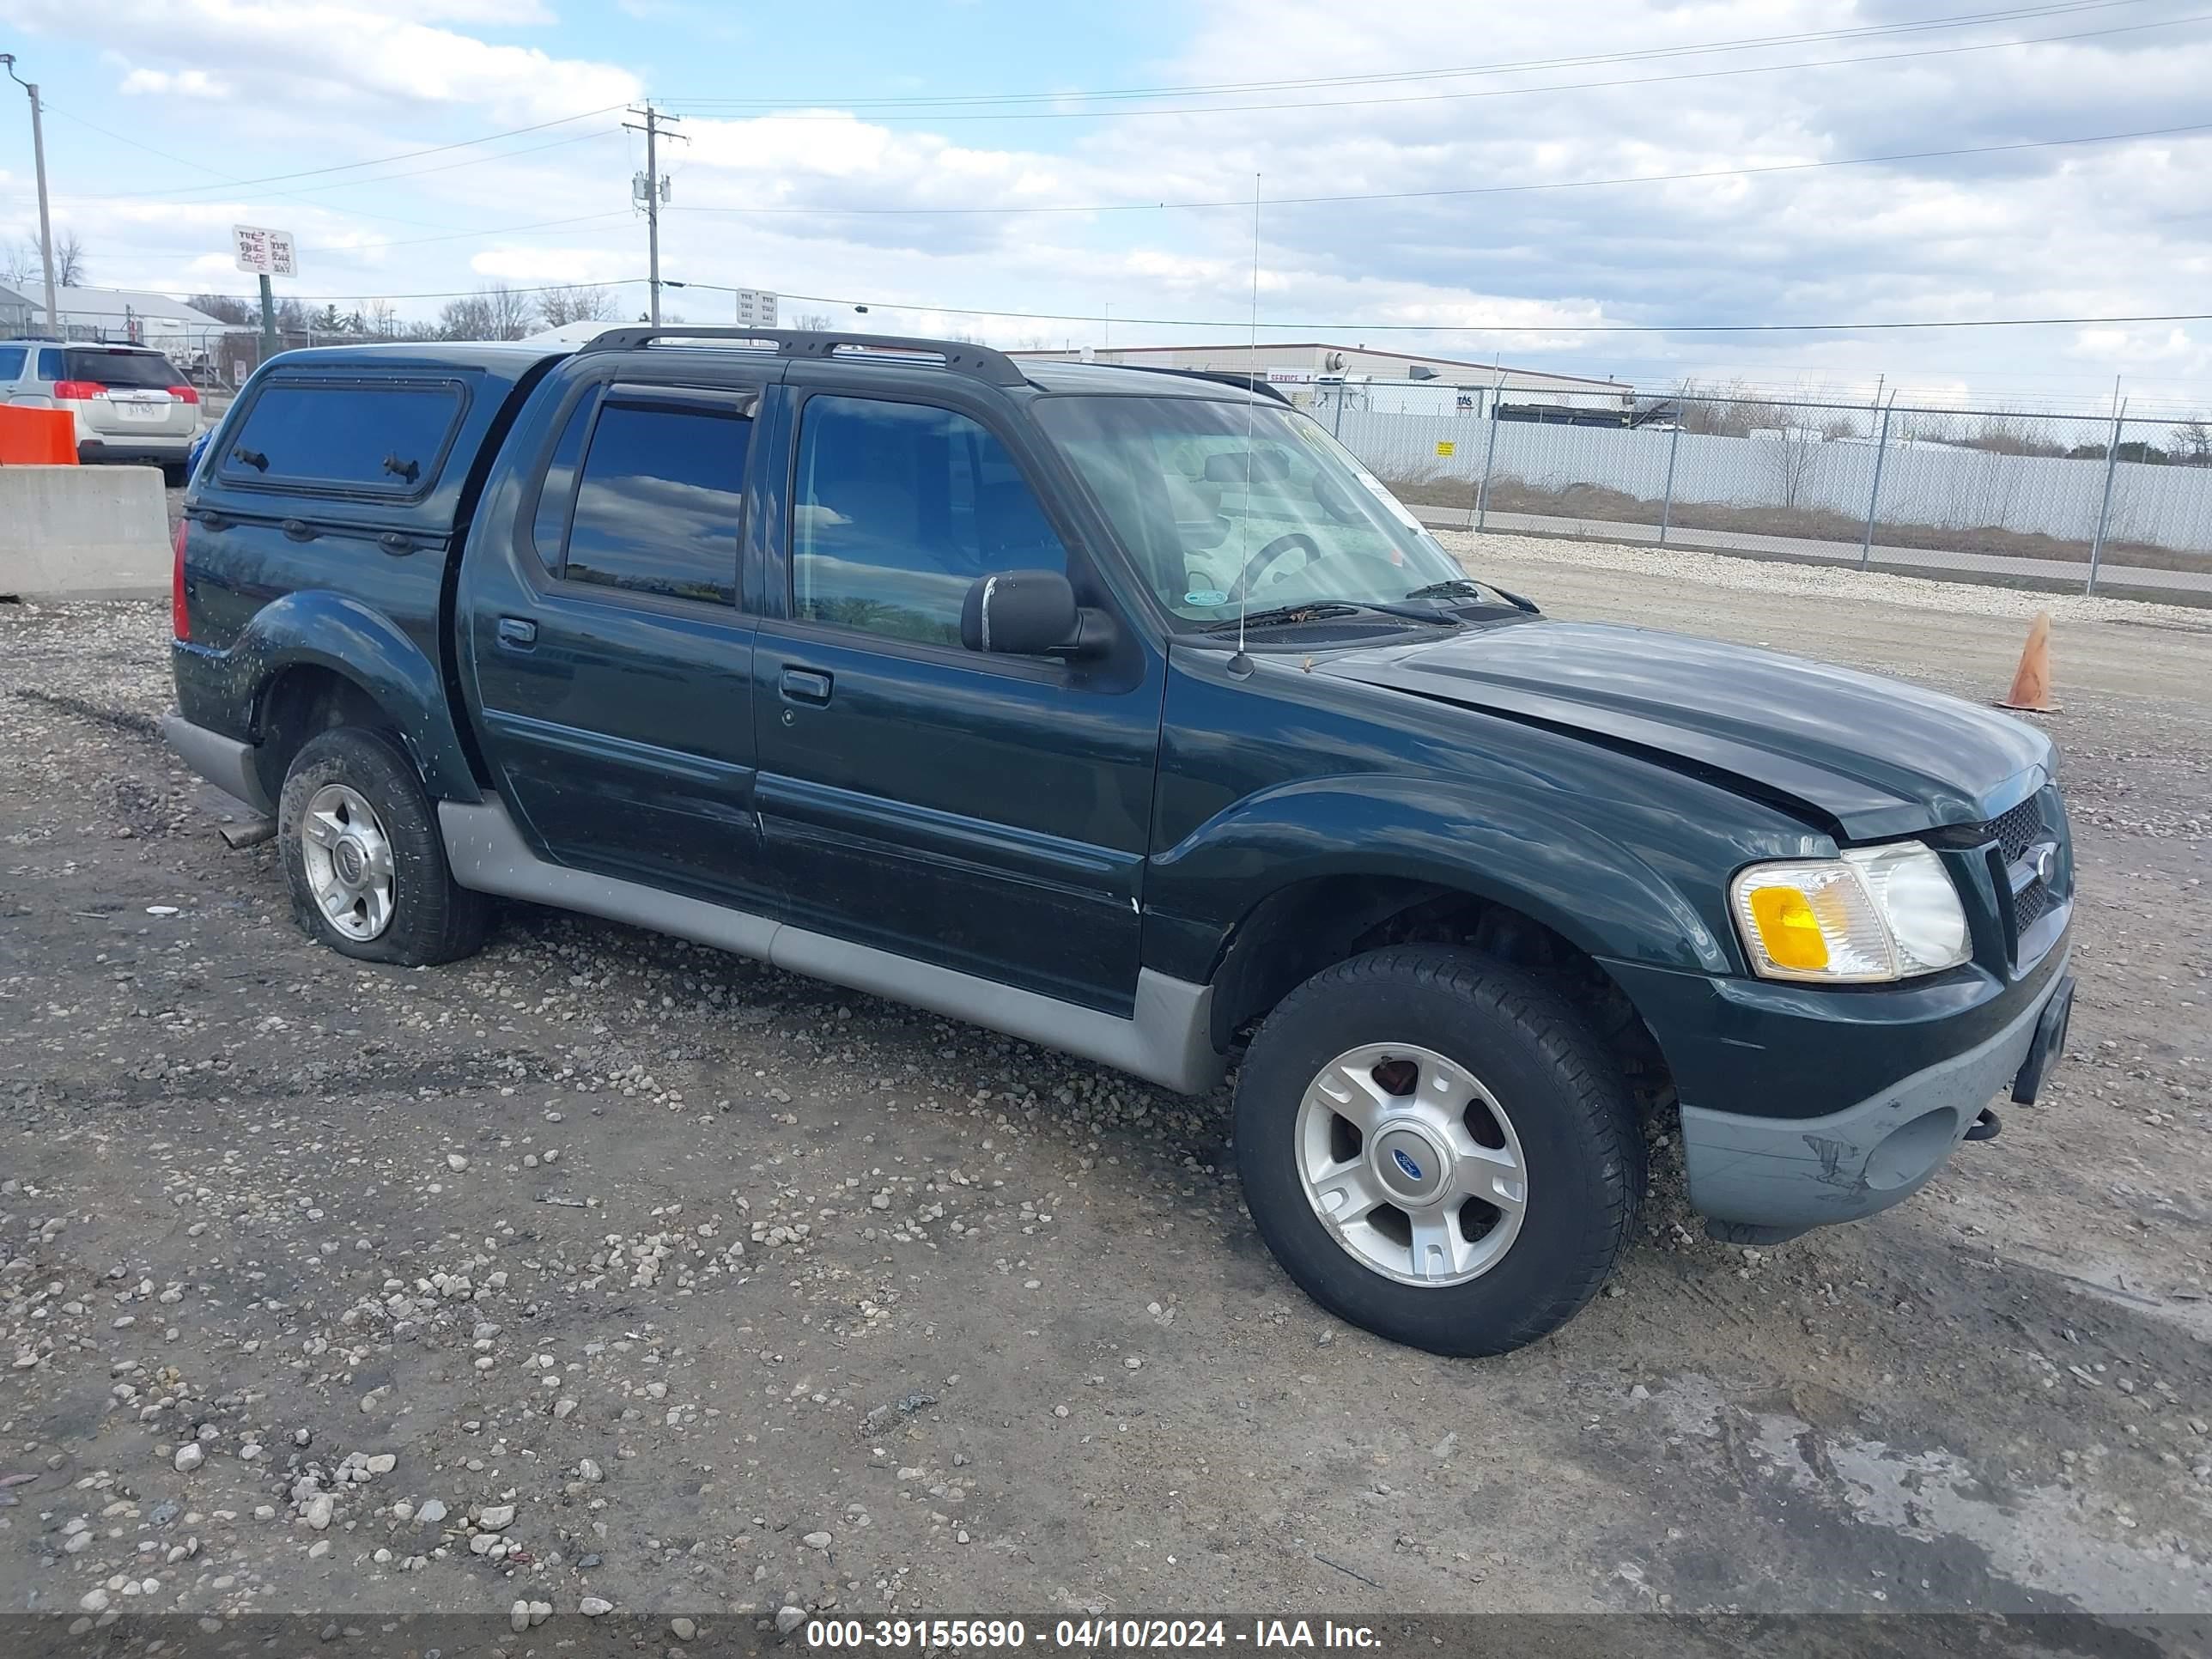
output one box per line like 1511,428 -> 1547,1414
1402,576 -> 1540,614
1200,600 -> 1458,635
1402,578 -> 1488,601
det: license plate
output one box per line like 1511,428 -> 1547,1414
113,399 -> 171,422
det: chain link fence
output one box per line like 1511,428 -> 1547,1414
1327,389 -> 2212,600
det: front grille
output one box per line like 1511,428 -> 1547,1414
1971,787 -> 2064,959
1990,795 -> 2045,866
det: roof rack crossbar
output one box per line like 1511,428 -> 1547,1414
577,326 -> 1027,387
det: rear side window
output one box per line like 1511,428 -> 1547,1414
560,395 -> 749,605
63,348 -> 183,388
0,347 -> 26,381
220,378 -> 465,493
36,348 -> 62,380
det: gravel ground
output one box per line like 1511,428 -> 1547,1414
3,542 -> 2209,1647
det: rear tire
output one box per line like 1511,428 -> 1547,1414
1234,945 -> 1643,1357
277,726 -> 489,966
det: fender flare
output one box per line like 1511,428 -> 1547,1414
1152,773 -> 1734,981
218,590 -> 480,804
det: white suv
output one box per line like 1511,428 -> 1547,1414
0,339 -> 203,478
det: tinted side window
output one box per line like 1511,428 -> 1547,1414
0,347 -> 26,380
530,392 -> 597,571
37,349 -> 63,380
792,396 -> 1066,647
220,379 -> 464,491
562,398 -> 748,604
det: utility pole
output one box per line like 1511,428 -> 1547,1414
623,103 -> 684,326
2,55 -> 60,339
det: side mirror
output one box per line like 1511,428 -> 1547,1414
961,569 -> 1077,655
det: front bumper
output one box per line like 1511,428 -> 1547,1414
1678,953 -> 2072,1241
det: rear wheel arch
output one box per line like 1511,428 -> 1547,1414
252,664 -> 409,807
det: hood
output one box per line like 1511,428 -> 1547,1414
1320,618 -> 2052,841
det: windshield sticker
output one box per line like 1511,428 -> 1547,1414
1184,588 -> 1231,608
1337,455 -> 1430,532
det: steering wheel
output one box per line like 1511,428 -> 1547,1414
1233,531 -> 1322,601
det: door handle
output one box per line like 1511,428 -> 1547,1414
495,617 -> 538,649
780,667 -> 833,705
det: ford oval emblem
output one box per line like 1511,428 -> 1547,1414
2029,840 -> 2059,884
1392,1148 -> 1425,1182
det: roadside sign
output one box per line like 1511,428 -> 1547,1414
732,287 -> 777,327
233,225 -> 298,278
1435,440 -> 1456,458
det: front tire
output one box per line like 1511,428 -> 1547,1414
1234,945 -> 1644,1357
277,726 -> 488,966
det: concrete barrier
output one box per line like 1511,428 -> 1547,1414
0,465 -> 170,601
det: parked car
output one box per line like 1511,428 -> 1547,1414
161,330 -> 2075,1356
0,338 -> 202,478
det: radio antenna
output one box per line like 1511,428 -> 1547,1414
1231,171 -> 1261,673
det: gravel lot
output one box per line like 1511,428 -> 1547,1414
3,535 -> 2209,1647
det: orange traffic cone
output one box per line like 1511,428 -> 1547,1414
1996,611 -> 2060,713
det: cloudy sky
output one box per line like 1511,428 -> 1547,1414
3,0 -> 2209,413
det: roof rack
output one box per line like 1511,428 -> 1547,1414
576,326 -> 1028,387
1081,362 -> 1292,404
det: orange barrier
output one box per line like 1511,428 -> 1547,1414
0,406 -> 76,465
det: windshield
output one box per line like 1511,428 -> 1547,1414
1034,393 -> 1472,622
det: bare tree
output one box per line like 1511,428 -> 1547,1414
1753,424 -> 1831,510
486,282 -> 538,340
538,283 -> 615,329
2,232 -> 84,289
188,293 -> 258,326
438,294 -> 493,340
2171,417 -> 2211,465
52,230 -> 88,286
440,283 -> 538,341
363,298 -> 398,338
788,310 -> 836,332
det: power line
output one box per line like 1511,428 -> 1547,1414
665,11 -> 2210,122
90,103 -> 630,198
73,211 -> 641,264
684,283 -> 2212,334
38,106 -> 473,234
217,128 -> 623,201
42,118 -> 623,210
168,277 -> 646,303
668,0 -> 2150,111
664,120 -> 2212,220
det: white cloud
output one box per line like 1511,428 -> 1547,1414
16,0 -> 636,123
470,246 -> 635,283
9,0 -> 2211,409
118,66 -> 230,99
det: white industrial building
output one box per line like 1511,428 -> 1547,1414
1009,341 -> 1633,420
8,286 -> 239,359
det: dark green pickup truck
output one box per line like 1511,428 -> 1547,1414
162,328 -> 2075,1355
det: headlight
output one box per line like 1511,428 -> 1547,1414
1731,842 -> 1970,982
